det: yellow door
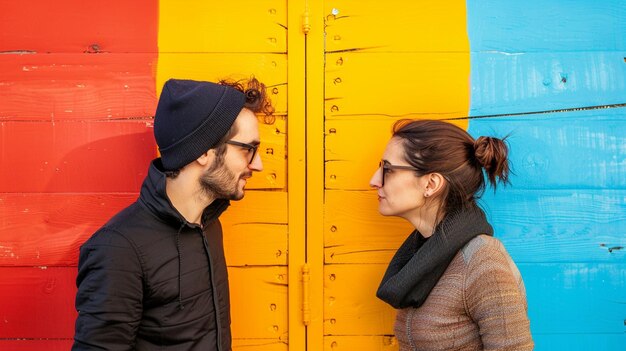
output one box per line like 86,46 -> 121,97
158,1 -> 469,350
306,1 -> 471,350
158,1 -> 300,350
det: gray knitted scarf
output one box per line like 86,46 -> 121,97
376,204 -> 493,309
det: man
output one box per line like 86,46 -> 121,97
73,78 -> 272,350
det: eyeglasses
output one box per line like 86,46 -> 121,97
378,160 -> 420,187
225,140 -> 259,165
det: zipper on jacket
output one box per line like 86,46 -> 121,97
200,228 -> 223,351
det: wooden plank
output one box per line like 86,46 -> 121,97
467,0 -> 626,52
324,264 -> 395,336
468,111 -> 626,189
327,111 -> 626,190
324,189 -> 626,264
324,191 -> 412,264
246,116 -> 286,190
156,53 -> 287,114
323,263 -> 626,336
468,52 -> 626,115
534,333 -> 626,351
324,336 -> 398,351
325,119 -> 466,190
0,0 -> 157,53
521,263 -> 626,334
0,191 -> 289,267
232,339 -> 288,351
0,193 -> 137,266
159,0 -> 286,53
0,267 -> 76,338
324,0 -> 468,53
0,54 -> 157,120
483,189 -> 626,263
0,266 -> 291,339
224,224 -> 287,266
221,191 -> 288,225
0,340 -> 73,350
229,266 -> 288,339
0,121 -> 155,193
325,53 -> 469,122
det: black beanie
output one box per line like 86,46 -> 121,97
154,79 -> 246,170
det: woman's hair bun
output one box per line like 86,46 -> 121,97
473,136 -> 510,188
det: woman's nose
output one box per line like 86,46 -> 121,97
369,167 -> 382,188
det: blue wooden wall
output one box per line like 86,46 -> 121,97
466,1 -> 626,349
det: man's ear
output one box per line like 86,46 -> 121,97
196,149 -> 216,167
424,172 -> 446,197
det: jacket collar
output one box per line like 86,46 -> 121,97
138,158 -> 230,228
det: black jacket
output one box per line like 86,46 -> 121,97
73,159 -> 232,350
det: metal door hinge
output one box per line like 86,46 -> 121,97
302,3 -> 311,34
302,264 -> 311,325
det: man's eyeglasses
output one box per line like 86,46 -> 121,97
378,160 -> 420,187
225,140 -> 259,165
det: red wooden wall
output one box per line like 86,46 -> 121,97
0,1 -> 158,348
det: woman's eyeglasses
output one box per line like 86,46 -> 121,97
378,160 -> 420,186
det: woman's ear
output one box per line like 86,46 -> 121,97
424,172 -> 446,197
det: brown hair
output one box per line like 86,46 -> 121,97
392,119 -> 510,214
218,76 -> 274,121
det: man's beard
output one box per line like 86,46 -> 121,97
199,161 -> 249,201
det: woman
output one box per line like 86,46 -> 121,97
370,119 -> 533,350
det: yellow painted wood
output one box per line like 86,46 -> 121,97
324,264 -> 395,335
324,0 -> 469,53
325,190 -> 412,264
229,266 -> 288,339
305,0 -> 328,350
324,336 -> 399,351
286,0 -> 308,349
248,116 -> 286,189
156,53 -> 287,114
325,118 -> 467,190
157,2 -> 295,348
325,53 -> 470,122
159,0 -> 286,53
224,224 -> 287,266
232,339 -> 288,351
221,191 -> 288,224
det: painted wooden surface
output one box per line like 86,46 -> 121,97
156,0 -> 293,347
0,267 -> 76,338
324,53 -> 470,121
323,336 -> 398,351
324,190 -> 411,264
156,53 -> 287,114
325,119 -> 467,190
0,193 -> 137,266
324,0 -> 469,53
320,1 -> 470,349
0,121 -> 155,192
0,340 -> 73,351
0,0 -> 157,348
324,264 -> 395,335
466,1 -> 626,349
158,0 -> 286,53
2,0 -> 625,350
0,54 -> 157,120
229,267 -> 289,339
0,0 -> 158,53
231,339 -> 288,351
